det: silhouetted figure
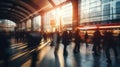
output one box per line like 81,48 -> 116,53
74,29 -> 81,53
62,30 -> 70,56
103,30 -> 118,64
54,30 -> 61,53
21,30 -> 26,43
15,30 -> 19,43
114,33 -> 120,55
19,31 -> 23,42
118,33 -> 120,52
51,31 -> 58,46
0,30 -> 11,67
26,31 -> 42,49
69,31 -> 73,41
26,31 -> 33,48
92,29 -> 101,55
50,32 -> 55,46
84,31 -> 89,48
43,32 -> 47,42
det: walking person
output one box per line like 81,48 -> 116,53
103,30 -> 118,64
118,33 -> 120,52
0,29 -> 11,67
84,31 -> 89,48
92,29 -> 102,56
61,30 -> 70,56
26,31 -> 42,49
73,29 -> 81,53
53,30 -> 61,53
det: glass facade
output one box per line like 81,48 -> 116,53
44,3 -> 72,32
80,0 -> 120,24
33,15 -> 41,31
26,19 -> 31,31
0,19 -> 16,31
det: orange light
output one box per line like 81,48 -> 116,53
79,25 -> 120,30
100,25 -> 120,29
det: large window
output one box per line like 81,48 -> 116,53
33,15 -> 41,31
44,3 -> 72,32
80,0 -> 102,24
79,0 -> 120,24
102,0 -> 111,3
0,19 -> 16,31
26,19 -> 31,31
116,1 -> 120,19
62,3 -> 72,25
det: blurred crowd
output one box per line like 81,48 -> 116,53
0,27 -> 120,66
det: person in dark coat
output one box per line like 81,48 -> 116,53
0,29 -> 11,67
84,31 -> 89,48
103,30 -> 118,64
92,29 -> 102,55
74,29 -> 81,53
26,31 -> 42,49
118,33 -> 120,52
54,30 -> 61,53
62,30 -> 70,56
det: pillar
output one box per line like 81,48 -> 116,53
24,21 -> 27,31
71,0 -> 79,30
41,14 -> 44,32
31,17 -> 34,31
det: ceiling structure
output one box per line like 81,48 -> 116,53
0,0 -> 71,23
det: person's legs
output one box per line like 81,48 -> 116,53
105,47 -> 111,63
112,46 -> 118,59
77,43 -> 80,52
93,43 -> 98,55
54,43 -> 60,53
97,43 -> 101,55
74,42 -> 80,53
74,42 -> 77,53
63,45 -> 68,56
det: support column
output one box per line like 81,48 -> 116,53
31,17 -> 34,31
24,21 -> 27,31
17,23 -> 22,31
17,23 -> 20,30
20,22 -> 22,31
41,14 -> 44,32
15,23 -> 19,31
72,0 -> 79,30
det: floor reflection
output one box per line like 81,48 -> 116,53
35,43 -> 120,67
73,53 -> 81,67
92,55 -> 100,67
64,56 -> 68,67
54,52 -> 60,67
31,49 -> 38,67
